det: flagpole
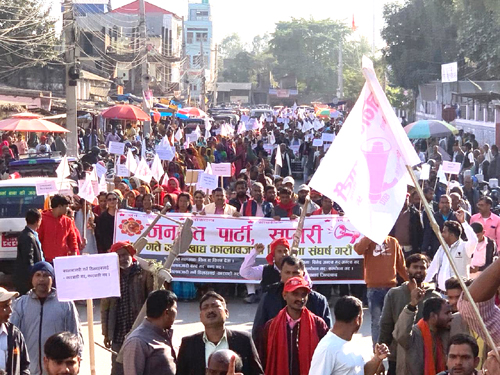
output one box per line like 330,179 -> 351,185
353,55 -> 499,359
406,165 -> 499,359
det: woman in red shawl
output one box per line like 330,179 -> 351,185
163,177 -> 182,195
233,136 -> 247,177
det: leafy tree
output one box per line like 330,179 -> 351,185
0,0 -> 58,78
218,33 -> 246,59
381,0 -> 458,91
269,18 -> 351,94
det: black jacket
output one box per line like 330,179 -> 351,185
252,282 -> 332,349
421,210 -> 457,258
95,210 -> 115,253
14,227 -> 43,295
5,322 -> 30,375
176,329 -> 263,375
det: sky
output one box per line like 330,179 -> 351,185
49,0 -> 396,49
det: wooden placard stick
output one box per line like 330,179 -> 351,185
291,195 -> 309,255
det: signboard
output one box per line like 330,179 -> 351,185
114,211 -> 364,284
211,163 -> 232,177
197,172 -> 218,190
322,133 -> 335,142
156,147 -> 175,161
109,141 -> 125,155
441,62 -> 458,83
35,180 -> 58,196
230,96 -> 249,103
54,253 -> 120,301
441,161 -> 461,175
312,139 -> 324,147
276,89 -> 290,98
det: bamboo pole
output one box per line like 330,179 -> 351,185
291,196 -> 309,255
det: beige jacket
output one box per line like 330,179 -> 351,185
203,202 -> 237,215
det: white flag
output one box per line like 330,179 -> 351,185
174,127 -> 183,142
237,121 -> 246,135
269,131 -> 276,145
195,125 -> 202,139
275,144 -> 283,168
150,153 -> 164,183
134,157 -> 152,184
79,174 -> 96,204
310,56 -> 420,244
205,162 -> 213,175
205,129 -> 211,139
56,155 -> 70,180
125,149 -> 137,174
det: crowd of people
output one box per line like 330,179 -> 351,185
2,106 -> 500,374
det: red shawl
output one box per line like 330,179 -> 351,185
163,177 -> 182,195
417,319 -> 445,375
277,201 -> 296,217
265,307 -> 319,375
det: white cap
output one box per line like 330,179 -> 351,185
298,184 -> 310,192
283,176 -> 295,185
0,287 -> 18,302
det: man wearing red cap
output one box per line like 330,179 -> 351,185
101,241 -> 154,375
240,238 -> 292,296
262,277 -> 328,375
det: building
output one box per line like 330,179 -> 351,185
183,0 -> 215,101
74,0 -> 183,95
416,81 -> 500,145
216,83 -> 252,104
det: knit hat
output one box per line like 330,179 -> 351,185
266,237 -> 291,265
31,261 -> 55,279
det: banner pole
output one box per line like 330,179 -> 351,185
406,165 -> 499,359
86,299 -> 96,375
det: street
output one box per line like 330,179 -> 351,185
77,296 -> 374,375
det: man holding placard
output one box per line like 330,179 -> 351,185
11,261 -> 81,375
101,241 -> 154,375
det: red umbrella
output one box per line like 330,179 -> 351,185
177,107 -> 207,118
0,113 -> 69,133
101,104 -> 150,121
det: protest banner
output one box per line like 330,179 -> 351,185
108,141 -> 125,155
114,210 -> 364,284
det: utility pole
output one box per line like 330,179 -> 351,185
200,40 -> 206,111
139,0 -> 151,136
213,44 -> 218,106
337,39 -> 343,99
64,0 -> 78,157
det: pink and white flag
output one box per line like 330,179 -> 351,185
135,157 -> 152,184
310,57 -> 420,244
150,153 -> 164,183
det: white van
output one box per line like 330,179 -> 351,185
0,177 -> 75,274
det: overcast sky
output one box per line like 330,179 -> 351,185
50,0 -> 395,48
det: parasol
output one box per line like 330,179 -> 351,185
404,120 -> 458,139
177,107 -> 207,118
101,104 -> 150,121
0,113 -> 70,133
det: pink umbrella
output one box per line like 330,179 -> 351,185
0,113 -> 69,133
177,107 -> 207,118
101,104 -> 150,121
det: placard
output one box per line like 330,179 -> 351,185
441,62 -> 458,83
94,163 -> 107,179
290,145 -> 300,155
116,164 -> 130,177
240,115 -> 249,123
322,133 -> 335,142
186,133 -> 198,144
186,169 -> 203,185
156,147 -> 175,161
312,139 -> 324,147
420,164 -> 431,180
441,161 -> 461,175
114,211 -> 364,284
211,163 -> 232,177
197,172 -> 218,190
54,253 -> 120,301
36,180 -> 58,196
108,141 -> 125,155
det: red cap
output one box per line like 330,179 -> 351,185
284,277 -> 311,293
266,237 -> 290,265
110,241 -> 136,256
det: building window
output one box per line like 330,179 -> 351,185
187,32 -> 193,44
195,32 -> 208,42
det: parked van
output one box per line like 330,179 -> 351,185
0,177 -> 75,274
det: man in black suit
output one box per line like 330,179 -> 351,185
176,292 -> 263,375
14,208 -> 43,295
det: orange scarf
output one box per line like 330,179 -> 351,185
265,307 -> 319,375
417,319 -> 446,375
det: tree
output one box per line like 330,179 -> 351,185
381,0 -> 458,91
269,18 -> 351,94
0,0 -> 58,80
218,33 -> 246,59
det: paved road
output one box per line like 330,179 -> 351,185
77,296 -> 374,375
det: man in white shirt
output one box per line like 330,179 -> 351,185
425,209 -> 478,292
309,296 -> 389,375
